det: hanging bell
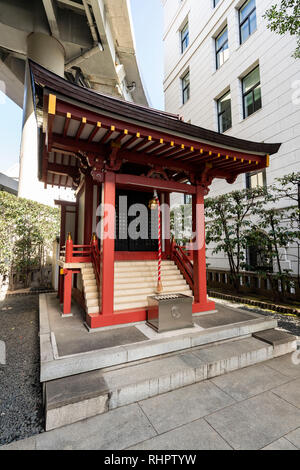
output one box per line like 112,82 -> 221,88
148,190 -> 159,210
148,197 -> 158,210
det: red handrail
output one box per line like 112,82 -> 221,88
61,233 -> 101,299
91,236 -> 101,293
171,241 -> 194,292
63,234 -> 92,263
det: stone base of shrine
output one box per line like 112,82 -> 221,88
39,293 -> 297,431
40,292 -> 291,383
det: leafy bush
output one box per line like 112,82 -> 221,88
0,192 -> 60,286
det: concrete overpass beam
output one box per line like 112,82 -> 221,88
18,33 -> 65,201
42,0 -> 60,39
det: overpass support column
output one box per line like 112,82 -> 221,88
18,33 -> 65,201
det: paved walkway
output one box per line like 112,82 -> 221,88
2,353 -> 300,450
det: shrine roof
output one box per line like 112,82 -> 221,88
30,60 -> 280,156
29,60 -> 281,190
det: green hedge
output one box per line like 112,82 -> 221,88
0,191 -> 60,283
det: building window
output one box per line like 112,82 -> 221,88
246,169 -> 266,189
242,66 -> 262,118
180,22 -> 189,53
213,0 -> 221,7
215,26 -> 229,69
184,194 -> 192,204
217,90 -> 232,133
246,244 -> 272,271
239,0 -> 257,44
182,71 -> 190,104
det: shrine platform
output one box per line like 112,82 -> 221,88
39,293 -> 297,430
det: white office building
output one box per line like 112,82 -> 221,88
162,0 -> 300,273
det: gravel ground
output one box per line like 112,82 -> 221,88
0,295 -> 44,446
246,307 -> 300,337
212,298 -> 300,338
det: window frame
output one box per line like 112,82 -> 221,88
242,65 -> 261,119
217,90 -> 232,133
180,21 -> 189,54
184,194 -> 192,204
246,168 -> 267,189
181,70 -> 190,105
213,0 -> 221,7
239,0 -> 257,45
215,25 -> 229,70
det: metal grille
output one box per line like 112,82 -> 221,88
152,294 -> 187,301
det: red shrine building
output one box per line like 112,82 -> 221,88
29,61 -> 280,330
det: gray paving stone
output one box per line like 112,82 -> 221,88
124,335 -> 192,362
46,395 -> 109,431
253,329 -> 297,346
139,381 -> 235,434
46,371 -> 108,409
128,418 -> 232,450
192,337 -> 270,364
271,378 -> 300,409
211,363 -> 291,401
35,403 -> 156,450
40,345 -> 128,382
206,391 -> 300,450
195,309 -> 255,329
265,353 -> 300,378
192,337 -> 272,378
55,326 -> 147,357
108,355 -> 199,408
262,437 -> 298,450
0,436 -> 37,450
105,354 -> 197,390
285,427 -> 300,449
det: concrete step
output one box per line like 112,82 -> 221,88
114,274 -> 184,284
114,300 -> 153,310
44,330 -> 297,431
114,291 -> 193,311
77,263 -> 92,268
115,265 -> 178,273
86,298 -> 100,308
85,292 -> 99,300
84,285 -> 98,293
86,305 -> 100,314
115,260 -> 174,268
82,273 -> 95,280
114,280 -> 188,291
82,279 -> 97,287
114,285 -> 192,299
115,268 -> 179,279
115,261 -> 177,271
81,268 -> 94,275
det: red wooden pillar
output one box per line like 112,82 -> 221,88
164,192 -> 171,257
192,185 -> 215,313
62,234 -> 73,315
101,171 -> 116,316
84,173 -> 94,245
63,270 -> 72,315
59,269 -> 64,304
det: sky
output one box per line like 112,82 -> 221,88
0,0 -> 164,174
0,92 -> 23,174
130,0 -> 164,110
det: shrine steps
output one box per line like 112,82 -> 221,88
44,328 -> 297,431
81,260 -> 193,314
81,264 -> 100,314
114,260 -> 193,311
